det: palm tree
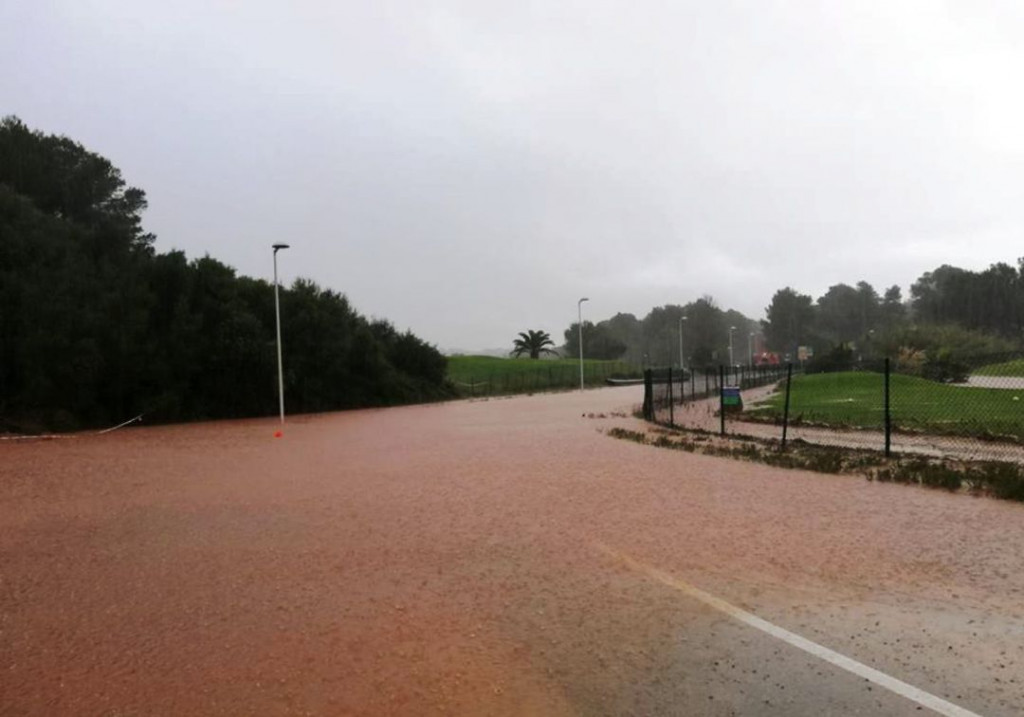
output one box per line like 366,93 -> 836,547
511,330 -> 558,359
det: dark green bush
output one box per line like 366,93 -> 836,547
979,462 -> 1024,501
920,349 -> 970,383
805,344 -> 855,374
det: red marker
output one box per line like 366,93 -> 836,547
274,430 -> 283,438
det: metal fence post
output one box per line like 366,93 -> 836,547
781,362 -> 793,450
719,364 -> 726,436
643,369 -> 653,420
668,367 -> 674,427
884,357 -> 891,457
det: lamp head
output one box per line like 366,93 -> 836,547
273,243 -> 290,253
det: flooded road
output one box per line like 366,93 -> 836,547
2,387 -> 1022,715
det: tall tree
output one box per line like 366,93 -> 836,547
764,288 -> 815,356
510,330 -> 557,359
599,313 -> 643,364
880,284 -> 906,331
563,321 -> 627,360
816,282 -> 880,345
911,265 -> 973,327
855,281 -> 881,336
0,116 -> 153,253
640,305 -> 689,366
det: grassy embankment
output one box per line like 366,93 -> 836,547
747,371 -> 1024,441
447,356 -> 641,396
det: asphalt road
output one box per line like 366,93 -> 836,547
2,386 -> 1022,715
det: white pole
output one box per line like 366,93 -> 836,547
679,316 -> 687,372
578,297 -> 589,391
728,325 -> 736,367
273,244 -> 290,424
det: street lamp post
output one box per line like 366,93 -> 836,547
578,297 -> 589,391
679,316 -> 688,372
728,325 -> 736,367
273,243 -> 290,424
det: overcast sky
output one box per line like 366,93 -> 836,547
4,1 -> 1024,350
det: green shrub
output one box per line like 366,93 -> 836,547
979,462 -> 1024,501
805,344 -> 855,374
920,348 -> 970,383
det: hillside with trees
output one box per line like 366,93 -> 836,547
565,297 -> 759,368
761,264 -> 1023,374
0,117 -> 454,432
570,259 -> 1024,374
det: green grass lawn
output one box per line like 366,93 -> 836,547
447,356 -> 640,396
747,371 -> 1024,441
974,359 -> 1024,377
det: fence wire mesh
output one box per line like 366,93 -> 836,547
643,354 -> 1024,463
642,364 -> 789,429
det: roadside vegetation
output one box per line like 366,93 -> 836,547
448,356 -> 640,396
0,117 -> 454,432
606,425 -> 1024,502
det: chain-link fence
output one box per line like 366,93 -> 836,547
643,354 -> 1024,463
641,364 -> 789,427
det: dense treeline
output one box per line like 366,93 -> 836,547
762,263 -> 1024,369
0,117 -> 453,431
911,263 -> 1024,337
565,297 -> 759,367
567,262 -> 1024,372
762,283 -> 902,357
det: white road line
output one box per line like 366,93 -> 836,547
596,543 -> 983,717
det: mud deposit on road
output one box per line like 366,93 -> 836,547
3,387 -> 1024,715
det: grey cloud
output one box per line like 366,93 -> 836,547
3,0 -> 1023,349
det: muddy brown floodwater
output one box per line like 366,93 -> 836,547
2,386 -> 1024,716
